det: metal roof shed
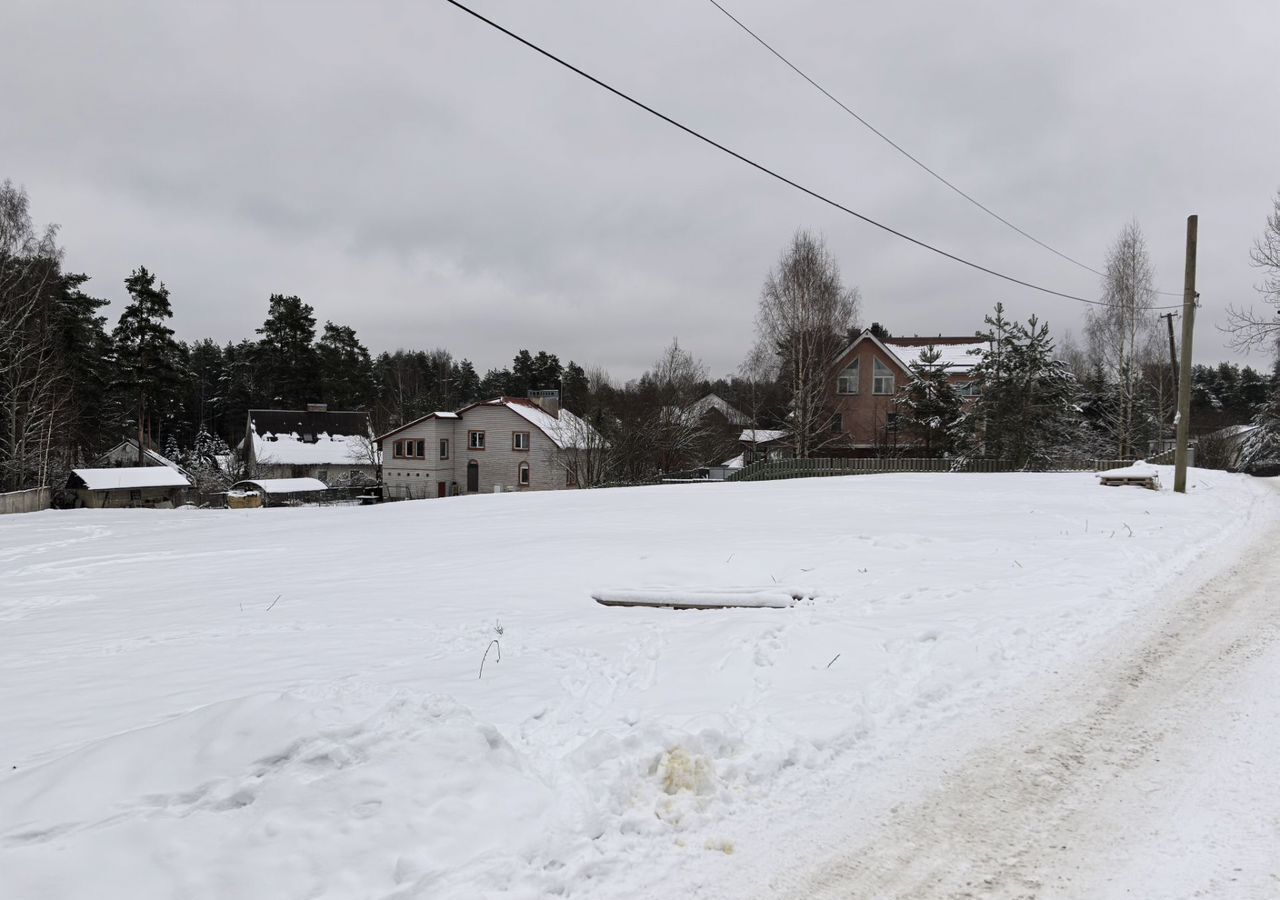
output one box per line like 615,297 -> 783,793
230,478 -> 329,507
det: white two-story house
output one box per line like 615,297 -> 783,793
375,392 -> 601,499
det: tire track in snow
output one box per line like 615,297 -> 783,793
766,486 -> 1280,900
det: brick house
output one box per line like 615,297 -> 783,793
375,392 -> 601,499
827,330 -> 987,454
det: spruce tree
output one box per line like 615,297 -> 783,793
896,346 -> 963,457
962,305 -> 1081,469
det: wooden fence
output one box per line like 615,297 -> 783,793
726,456 -> 1140,483
0,486 -> 52,515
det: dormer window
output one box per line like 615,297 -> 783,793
836,360 -> 860,394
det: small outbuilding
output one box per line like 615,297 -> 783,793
68,467 -> 192,509
229,477 -> 329,508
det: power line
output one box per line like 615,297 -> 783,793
705,0 -> 1185,298
440,0 -> 1183,311
704,0 -> 1112,277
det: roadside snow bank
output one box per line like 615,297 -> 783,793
1,467 -> 1273,898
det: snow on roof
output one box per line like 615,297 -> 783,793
251,430 -> 375,466
231,478 -> 329,494
721,454 -> 745,469
883,339 -> 987,374
490,398 -> 600,450
434,411 -> 460,419
740,429 -> 789,443
682,394 -> 750,426
72,467 -> 191,491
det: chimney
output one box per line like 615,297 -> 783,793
306,403 -> 328,413
527,389 -> 560,417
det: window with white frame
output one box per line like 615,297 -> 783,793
873,359 -> 895,395
469,430 -> 485,450
512,431 -> 530,451
393,440 -> 404,458
956,381 -> 980,398
439,438 -> 450,459
415,439 -> 425,458
517,462 -> 530,486
836,360 -> 860,394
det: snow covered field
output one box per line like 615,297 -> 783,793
1,469 -> 1274,899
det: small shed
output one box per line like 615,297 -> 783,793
229,477 -> 329,508
68,467 -> 192,509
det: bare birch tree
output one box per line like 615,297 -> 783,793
1086,222 -> 1159,457
756,230 -> 860,457
648,337 -> 709,473
1226,188 -> 1280,349
0,181 -> 67,492
737,342 -> 779,462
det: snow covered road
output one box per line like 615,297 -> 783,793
0,470 -> 1275,899
771,480 -> 1280,900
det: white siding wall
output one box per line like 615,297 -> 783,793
379,404 -> 576,499
381,418 -> 460,498
455,405 -> 567,494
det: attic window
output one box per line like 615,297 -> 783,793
873,359 -> 895,395
836,360 -> 860,394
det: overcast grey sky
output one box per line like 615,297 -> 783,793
3,0 -> 1278,379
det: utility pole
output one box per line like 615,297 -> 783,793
1174,215 -> 1197,494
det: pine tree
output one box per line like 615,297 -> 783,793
562,361 -> 589,410
316,321 -> 374,409
178,338 -> 228,445
54,273 -> 116,462
112,266 -> 183,452
254,294 -> 318,407
896,346 -> 963,457
451,359 -> 480,404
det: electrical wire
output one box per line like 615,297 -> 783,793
705,0 -> 1186,298
440,0 -> 1184,311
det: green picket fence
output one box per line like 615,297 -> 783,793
726,456 -> 1138,483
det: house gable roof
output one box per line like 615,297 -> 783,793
373,411 -> 460,444
831,332 -> 986,375
455,397 -> 600,450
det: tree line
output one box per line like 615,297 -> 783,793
5,178 -> 1279,495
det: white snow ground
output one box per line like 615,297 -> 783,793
0,468 -> 1274,899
